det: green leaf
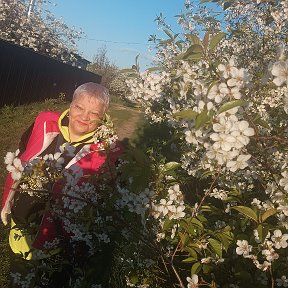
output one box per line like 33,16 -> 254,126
175,40 -> 183,50
182,257 -> 196,263
216,231 -> 234,252
217,100 -> 247,115
135,147 -> 151,163
186,44 -> 203,54
256,224 -> 269,243
163,29 -> 174,39
196,214 -> 208,223
179,219 -> 188,231
135,53 -> 140,64
159,39 -> 173,45
180,217 -> 203,236
129,170 -> 151,193
253,115 -> 270,129
163,161 -> 181,172
232,206 -> 258,222
174,52 -> 186,60
202,264 -> 213,273
120,68 -> 137,74
195,109 -> 211,130
200,0 -> 212,3
191,218 -> 203,228
147,66 -> 162,72
209,32 -> 226,51
260,208 -> 278,223
163,218 -> 173,231
186,53 -> 203,61
130,274 -> 139,285
187,244 -> 202,254
191,262 -> 202,274
173,109 -> 198,120
186,248 -> 198,260
199,170 -> 212,180
223,1 -> 232,10
200,205 -> 214,212
121,148 -> 152,192
179,232 -> 189,247
184,33 -> 201,45
191,217 -> 204,229
182,44 -> 203,61
208,238 -> 222,257
203,32 -> 210,51
186,224 -> 197,236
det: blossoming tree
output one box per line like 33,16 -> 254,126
0,0 -> 82,63
120,0 -> 288,287
3,0 -> 288,287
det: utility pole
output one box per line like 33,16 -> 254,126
27,0 -> 36,18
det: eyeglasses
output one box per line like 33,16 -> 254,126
70,104 -> 103,122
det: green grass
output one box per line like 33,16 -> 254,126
0,96 -> 142,287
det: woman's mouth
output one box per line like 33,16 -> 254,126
76,120 -> 89,126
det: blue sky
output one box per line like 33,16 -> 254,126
47,0 -> 219,69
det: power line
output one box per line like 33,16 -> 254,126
82,37 -> 150,46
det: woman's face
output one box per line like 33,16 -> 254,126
68,92 -> 105,141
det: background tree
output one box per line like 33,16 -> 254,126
0,0 -> 82,63
87,46 -> 118,89
87,45 -> 131,98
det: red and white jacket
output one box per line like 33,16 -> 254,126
1,111 -> 123,250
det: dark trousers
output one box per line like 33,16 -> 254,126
9,250 -> 72,288
9,244 -> 114,288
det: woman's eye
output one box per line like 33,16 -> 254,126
75,105 -> 83,111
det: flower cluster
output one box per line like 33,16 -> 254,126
5,0 -> 288,287
0,0 -> 82,63
127,41 -> 259,177
92,116 -> 119,148
151,184 -> 186,220
4,149 -> 23,180
116,187 -> 152,217
121,0 -> 288,286
5,123 -> 121,286
236,229 -> 288,272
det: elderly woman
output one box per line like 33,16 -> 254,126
1,82 -> 123,287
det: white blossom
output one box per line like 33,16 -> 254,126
271,61 -> 288,86
271,229 -> 288,249
186,274 -> 199,288
279,171 -> 288,192
262,246 -> 279,262
254,260 -> 271,271
168,184 -> 183,201
236,239 -> 252,257
227,68 -> 250,88
6,157 -> 24,180
210,132 -> 236,152
276,276 -> 288,287
4,149 -> 20,165
218,58 -> 237,79
226,154 -> 251,172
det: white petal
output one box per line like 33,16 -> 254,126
243,127 -> 255,137
4,152 -> 15,164
273,77 -> 286,87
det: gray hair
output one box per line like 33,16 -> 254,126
72,82 -> 110,111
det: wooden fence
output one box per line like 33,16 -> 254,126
0,39 -> 101,107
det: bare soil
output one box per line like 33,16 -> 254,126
112,104 -> 143,141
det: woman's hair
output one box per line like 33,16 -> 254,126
72,82 -> 110,111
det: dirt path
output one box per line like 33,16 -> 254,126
112,104 -> 143,141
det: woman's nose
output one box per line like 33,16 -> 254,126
80,110 -> 90,120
